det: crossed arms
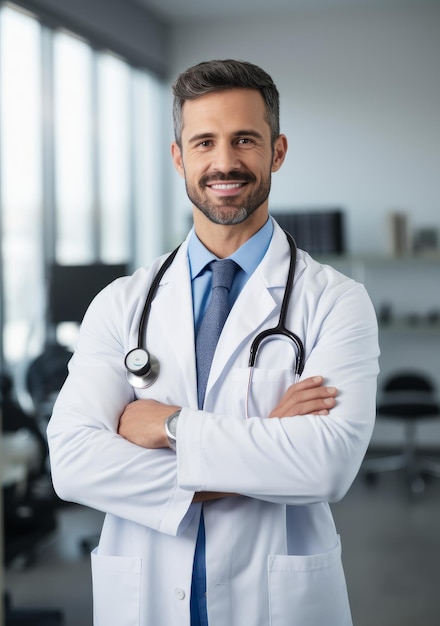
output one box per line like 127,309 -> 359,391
118,375 -> 337,502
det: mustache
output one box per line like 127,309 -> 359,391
199,170 -> 257,186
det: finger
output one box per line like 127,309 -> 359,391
274,377 -> 328,411
290,375 -> 324,391
264,376 -> 325,419
284,385 -> 337,403
272,385 -> 337,417
286,395 -> 336,417
268,390 -> 337,418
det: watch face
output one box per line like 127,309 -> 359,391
168,413 -> 179,438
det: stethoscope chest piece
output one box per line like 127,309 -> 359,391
125,348 -> 159,388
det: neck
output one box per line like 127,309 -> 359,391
193,207 -> 269,258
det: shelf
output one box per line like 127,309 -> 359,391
316,253 -> 440,266
379,321 -> 440,335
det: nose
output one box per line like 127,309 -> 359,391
211,140 -> 241,173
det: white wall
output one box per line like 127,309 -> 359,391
167,3 -> 440,255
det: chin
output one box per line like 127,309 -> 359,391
205,207 -> 250,226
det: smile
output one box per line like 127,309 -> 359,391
209,183 -> 245,190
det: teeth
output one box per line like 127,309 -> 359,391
210,183 -> 243,190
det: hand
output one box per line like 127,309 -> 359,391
118,399 -> 180,449
268,376 -> 337,419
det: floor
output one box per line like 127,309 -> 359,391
4,469 -> 440,626
332,470 -> 440,626
4,503 -> 102,626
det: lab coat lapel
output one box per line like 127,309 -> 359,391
205,225 -> 293,403
152,240 -> 198,408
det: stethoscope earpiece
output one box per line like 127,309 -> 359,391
125,348 -> 160,389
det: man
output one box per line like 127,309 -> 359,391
47,60 -> 379,626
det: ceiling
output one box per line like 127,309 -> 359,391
136,0 -> 423,22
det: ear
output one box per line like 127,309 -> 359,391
271,134 -> 288,173
171,142 -> 185,178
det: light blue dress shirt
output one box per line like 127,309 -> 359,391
188,217 -> 274,332
187,217 -> 274,626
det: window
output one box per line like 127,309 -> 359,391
0,3 -> 164,380
0,5 -> 44,371
98,52 -> 131,263
54,31 -> 95,263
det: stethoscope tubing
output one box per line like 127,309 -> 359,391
127,230 -> 305,403
248,232 -> 304,372
245,231 -> 304,418
135,245 -> 180,349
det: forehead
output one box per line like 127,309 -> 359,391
180,88 -> 269,140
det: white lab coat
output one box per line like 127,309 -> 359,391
47,220 -> 379,626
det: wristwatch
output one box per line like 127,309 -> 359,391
164,409 -> 181,451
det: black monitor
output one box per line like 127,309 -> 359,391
270,209 -> 345,255
49,263 -> 128,324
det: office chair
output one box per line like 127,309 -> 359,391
363,371 -> 440,493
1,373 -> 47,476
24,343 -> 73,503
26,343 -> 73,428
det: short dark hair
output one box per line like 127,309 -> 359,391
172,59 -> 280,147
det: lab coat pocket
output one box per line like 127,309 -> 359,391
91,548 -> 141,626
268,538 -> 352,626
232,367 -> 297,419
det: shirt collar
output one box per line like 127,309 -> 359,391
188,217 -> 274,280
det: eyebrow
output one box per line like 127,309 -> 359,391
188,129 -> 265,144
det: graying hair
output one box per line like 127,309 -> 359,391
172,59 -> 280,147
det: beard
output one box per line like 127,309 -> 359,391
185,169 -> 272,225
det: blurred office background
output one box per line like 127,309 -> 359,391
1,0 -> 439,624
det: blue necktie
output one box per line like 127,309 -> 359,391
191,259 -> 237,626
196,259 -> 237,409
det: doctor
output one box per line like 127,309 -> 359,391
47,59 -> 379,626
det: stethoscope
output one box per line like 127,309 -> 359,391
124,231 -> 305,417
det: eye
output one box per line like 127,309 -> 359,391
236,137 -> 255,147
197,140 -> 213,148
